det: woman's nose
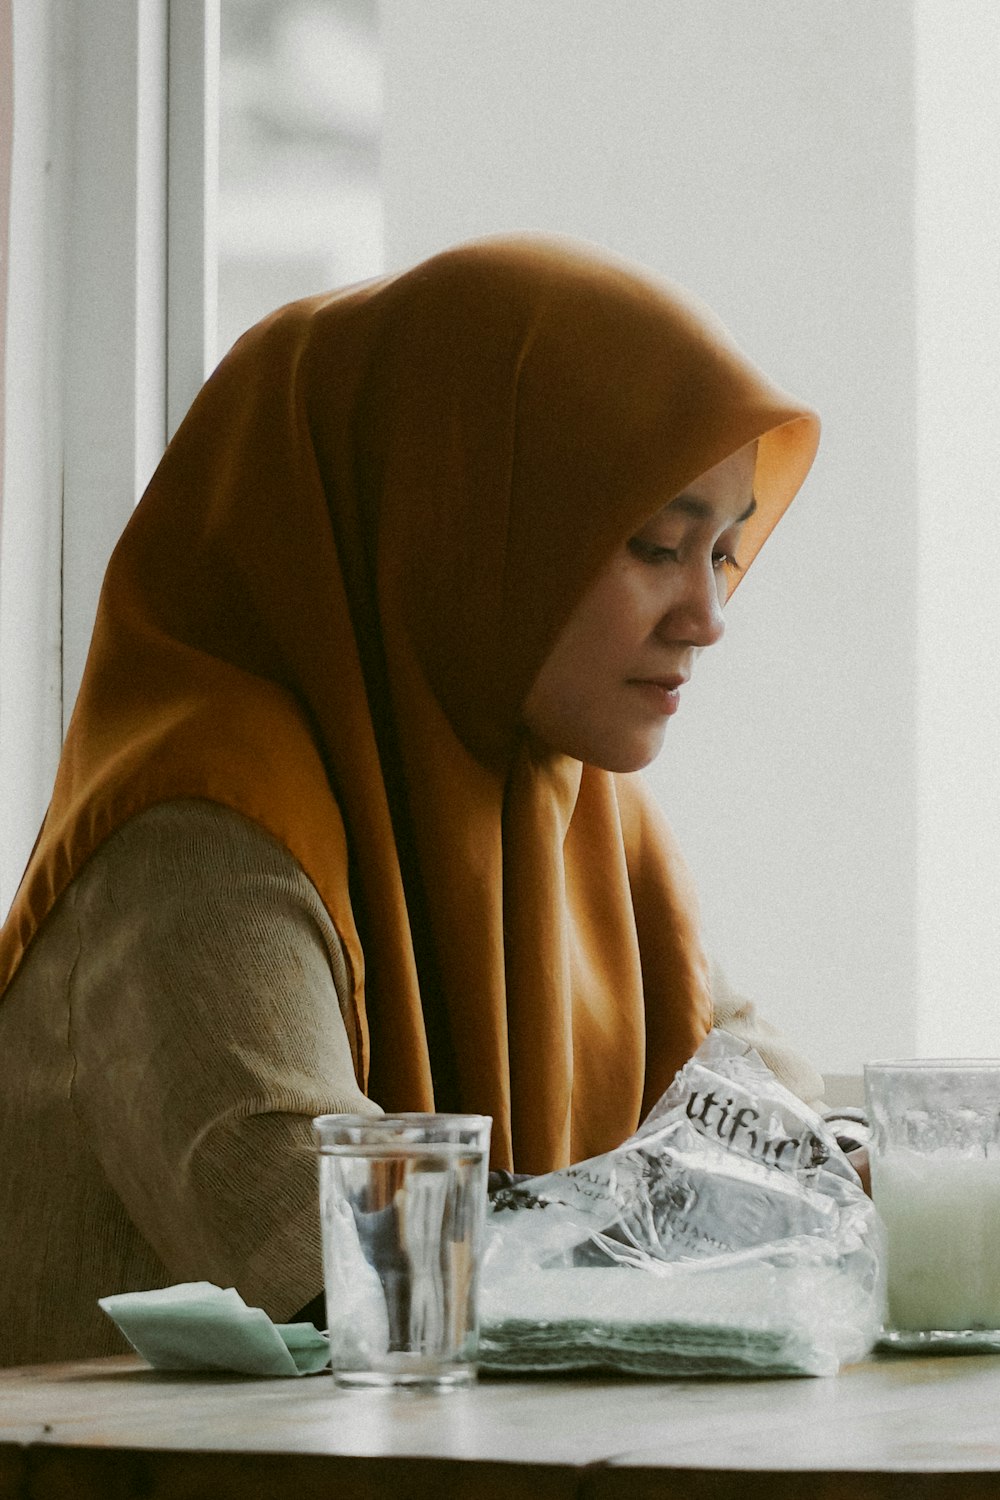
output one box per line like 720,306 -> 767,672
660,562 -> 726,648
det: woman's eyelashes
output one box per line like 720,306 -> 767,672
626,536 -> 743,575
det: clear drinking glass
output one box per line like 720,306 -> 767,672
314,1112 -> 492,1387
865,1060 -> 1000,1347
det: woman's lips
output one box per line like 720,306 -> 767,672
630,676 -> 687,715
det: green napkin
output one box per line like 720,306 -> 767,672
98,1282 -> 330,1376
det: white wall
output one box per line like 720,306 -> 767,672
381,0 -> 921,1074
914,2 -> 1000,1056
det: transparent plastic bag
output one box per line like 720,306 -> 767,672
480,1028 -> 885,1377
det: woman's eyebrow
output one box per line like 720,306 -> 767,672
667,494 -> 758,524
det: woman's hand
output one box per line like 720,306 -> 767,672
846,1146 -> 871,1196
824,1110 -> 871,1197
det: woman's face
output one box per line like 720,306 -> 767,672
522,442 -> 757,772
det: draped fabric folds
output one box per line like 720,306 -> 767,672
0,236 -> 819,1172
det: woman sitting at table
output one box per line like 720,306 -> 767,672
0,235 -> 824,1367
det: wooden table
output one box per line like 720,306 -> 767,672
2,1350 -> 1000,1499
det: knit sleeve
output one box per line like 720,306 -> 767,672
709,955 -> 827,1111
65,799 -> 380,1322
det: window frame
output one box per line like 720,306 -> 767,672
62,0 -> 219,720
0,0 -> 218,913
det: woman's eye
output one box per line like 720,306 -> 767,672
628,536 -> 744,576
628,537 -> 678,564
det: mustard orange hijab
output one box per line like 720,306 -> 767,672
0,236 -> 819,1171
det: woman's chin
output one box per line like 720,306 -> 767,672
583,730 -> 667,775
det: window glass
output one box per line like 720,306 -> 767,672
218,0 -> 383,360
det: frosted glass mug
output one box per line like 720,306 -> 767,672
865,1060 -> 1000,1343
314,1113 -> 492,1387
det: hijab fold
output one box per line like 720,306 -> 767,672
0,236 -> 819,1172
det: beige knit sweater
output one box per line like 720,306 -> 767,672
0,799 -> 824,1368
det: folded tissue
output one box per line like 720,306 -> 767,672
99,1282 -> 329,1376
